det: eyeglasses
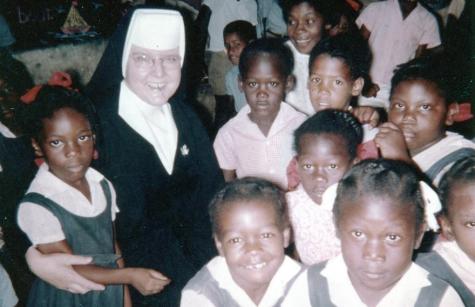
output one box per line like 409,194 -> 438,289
131,53 -> 181,70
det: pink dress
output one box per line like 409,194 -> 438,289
286,185 -> 340,265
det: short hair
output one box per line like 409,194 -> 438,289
209,177 -> 288,234
439,156 -> 475,215
308,34 -> 371,81
239,38 -> 294,79
223,20 -> 257,44
333,159 -> 425,232
324,0 -> 357,30
19,85 -> 98,141
293,109 -> 363,160
390,55 -> 451,103
0,54 -> 33,95
282,0 -> 326,23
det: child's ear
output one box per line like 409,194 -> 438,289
285,75 -> 295,93
445,102 -> 458,126
439,215 -> 455,241
351,77 -> 365,96
283,226 -> 291,248
214,235 -> 224,256
31,138 -> 43,158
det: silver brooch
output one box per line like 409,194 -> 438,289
180,144 -> 189,156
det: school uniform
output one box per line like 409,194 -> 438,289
281,255 -> 464,306
356,0 -> 441,109
181,256 -> 302,307
17,164 -> 122,306
416,241 -> 475,307
412,132 -> 475,185
286,184 -> 340,265
214,103 -> 307,189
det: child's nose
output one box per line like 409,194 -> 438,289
65,142 -> 80,157
363,239 -> 385,262
245,238 -> 262,253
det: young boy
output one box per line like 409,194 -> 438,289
181,178 -> 302,306
213,38 -> 306,189
224,20 -> 257,113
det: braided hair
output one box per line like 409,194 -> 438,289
293,109 -> 363,160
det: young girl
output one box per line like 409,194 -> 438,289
283,159 -> 464,306
416,156 -> 475,305
287,109 -> 362,265
375,56 -> 475,185
282,0 -> 327,115
181,177 -> 302,306
17,86 -> 169,306
213,38 -> 307,189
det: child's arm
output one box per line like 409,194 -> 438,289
37,240 -> 170,296
25,246 -> 105,294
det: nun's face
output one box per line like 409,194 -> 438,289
125,45 -> 181,106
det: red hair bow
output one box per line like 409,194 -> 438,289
20,71 -> 74,104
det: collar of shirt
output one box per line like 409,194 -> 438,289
322,255 -> 430,306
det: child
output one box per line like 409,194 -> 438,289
416,156 -> 475,305
325,0 -> 358,37
16,86 -> 169,306
287,109 -> 362,265
224,20 -> 257,113
213,38 -> 307,189
181,177 -> 302,306
375,56 -> 475,185
282,0 -> 327,115
282,159 -> 464,306
356,0 -> 441,110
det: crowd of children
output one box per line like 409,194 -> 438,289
0,0 -> 474,306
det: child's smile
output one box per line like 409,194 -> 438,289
215,199 -> 290,302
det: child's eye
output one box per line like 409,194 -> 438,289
49,140 -> 63,148
261,233 -> 274,239
420,104 -> 432,111
306,18 -> 315,25
328,164 -> 338,169
309,76 -> 321,84
465,221 -> 475,228
334,80 -> 344,86
302,163 -> 314,171
386,234 -> 401,242
288,19 -> 296,26
351,230 -> 364,238
392,102 -> 405,110
247,81 -> 257,88
78,134 -> 92,142
269,81 -> 280,87
228,237 -> 242,244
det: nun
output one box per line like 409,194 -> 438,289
87,8 -> 223,305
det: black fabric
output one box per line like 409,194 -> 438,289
307,261 -> 336,307
22,180 -> 122,307
414,272 -> 450,307
425,148 -> 475,181
416,251 -> 475,307
86,7 -> 224,305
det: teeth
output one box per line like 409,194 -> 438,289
245,262 -> 266,270
148,83 -> 164,90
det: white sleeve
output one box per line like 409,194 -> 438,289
355,3 -> 378,31
17,203 -> 65,246
213,127 -> 237,171
439,284 -> 465,306
280,270 -> 312,307
180,289 -> 217,307
420,14 -> 441,48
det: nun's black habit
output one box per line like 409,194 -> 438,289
86,7 -> 223,306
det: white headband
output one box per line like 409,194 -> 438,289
122,9 -> 186,76
322,181 -> 442,231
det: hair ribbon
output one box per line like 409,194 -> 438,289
452,102 -> 473,122
419,181 -> 442,231
20,71 -> 73,104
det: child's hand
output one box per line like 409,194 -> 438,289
364,83 -> 380,98
129,268 -> 170,295
374,122 -> 411,162
351,106 -> 380,128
